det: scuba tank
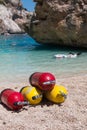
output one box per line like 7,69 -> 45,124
29,72 -> 56,91
0,89 -> 28,110
20,86 -> 43,105
44,84 -> 68,104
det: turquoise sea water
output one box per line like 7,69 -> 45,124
0,34 -> 87,84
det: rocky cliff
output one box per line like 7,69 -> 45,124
0,0 -> 33,34
26,0 -> 87,48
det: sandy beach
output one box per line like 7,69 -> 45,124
0,74 -> 87,130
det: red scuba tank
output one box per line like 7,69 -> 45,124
29,72 -> 56,91
0,89 -> 26,110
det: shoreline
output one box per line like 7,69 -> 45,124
0,74 -> 87,130
0,72 -> 87,90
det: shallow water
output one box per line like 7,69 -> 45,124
0,34 -> 87,84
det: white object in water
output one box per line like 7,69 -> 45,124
54,54 -> 77,58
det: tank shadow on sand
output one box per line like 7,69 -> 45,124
40,98 -> 62,107
0,98 -> 62,113
26,97 -> 62,108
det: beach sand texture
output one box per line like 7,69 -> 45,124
0,74 -> 87,130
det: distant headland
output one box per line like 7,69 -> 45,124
0,0 -> 33,35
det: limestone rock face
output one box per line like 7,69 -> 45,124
7,0 -> 20,6
0,0 -> 32,34
28,0 -> 87,48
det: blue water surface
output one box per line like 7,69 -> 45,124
0,34 -> 87,83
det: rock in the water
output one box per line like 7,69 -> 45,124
26,0 -> 87,48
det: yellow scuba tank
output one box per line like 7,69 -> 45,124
20,86 -> 43,105
44,84 -> 68,104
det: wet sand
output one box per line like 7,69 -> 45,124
0,74 -> 87,130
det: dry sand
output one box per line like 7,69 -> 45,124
0,74 -> 87,130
